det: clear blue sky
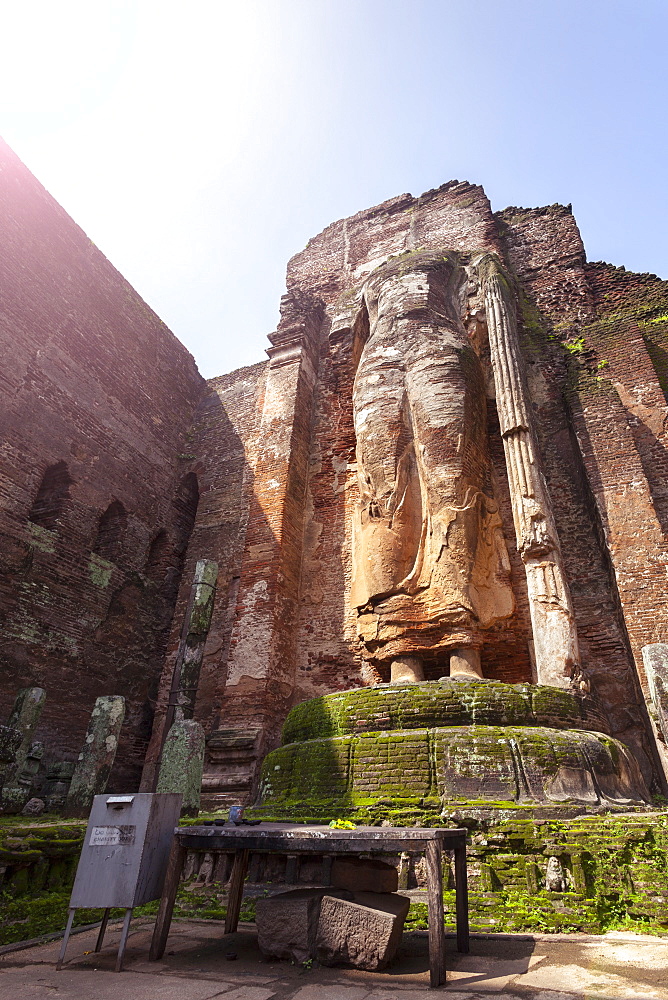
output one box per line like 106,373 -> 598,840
1,0 -> 666,378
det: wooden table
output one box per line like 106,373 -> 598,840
149,823 -> 469,989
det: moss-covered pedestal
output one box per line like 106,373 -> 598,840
255,679 -> 649,825
252,680 -> 668,935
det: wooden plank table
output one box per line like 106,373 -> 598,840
149,823 -> 469,989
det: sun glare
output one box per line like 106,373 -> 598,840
0,1 -> 133,113
0,0 -> 273,118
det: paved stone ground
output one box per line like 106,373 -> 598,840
0,919 -> 667,999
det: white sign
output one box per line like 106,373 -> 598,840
89,825 -> 135,846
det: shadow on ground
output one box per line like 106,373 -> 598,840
1,918 -> 667,999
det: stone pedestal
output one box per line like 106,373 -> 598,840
257,679 -> 649,819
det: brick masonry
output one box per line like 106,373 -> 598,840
156,186 -> 668,805
0,140 -> 206,790
1,143 -> 668,807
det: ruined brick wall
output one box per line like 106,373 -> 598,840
0,140 -> 206,789
8,140 -> 666,808
174,184 -> 668,804
500,206 -> 668,777
142,361 -> 268,795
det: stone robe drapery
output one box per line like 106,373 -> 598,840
350,253 -> 514,664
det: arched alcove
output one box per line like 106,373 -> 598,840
171,473 -> 199,558
144,529 -> 169,581
93,500 -> 128,563
28,461 -> 73,530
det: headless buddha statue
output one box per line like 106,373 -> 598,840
350,252 -> 515,681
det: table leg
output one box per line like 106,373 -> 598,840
225,849 -> 249,934
425,840 -> 446,988
454,843 -> 470,954
149,838 -> 187,961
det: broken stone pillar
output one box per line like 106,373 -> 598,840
0,726 -> 22,807
479,255 -> 581,690
316,891 -> 410,970
171,560 -> 218,722
4,688 -> 46,797
142,560 -> 217,794
2,741 -> 44,812
65,695 -> 125,817
156,718 -> 205,816
642,644 -> 668,745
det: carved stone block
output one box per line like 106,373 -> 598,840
316,891 -> 410,970
255,887 -> 352,964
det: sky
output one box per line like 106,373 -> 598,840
0,0 -> 666,378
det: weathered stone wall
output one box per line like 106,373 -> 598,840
178,812 -> 668,935
0,140 -> 206,790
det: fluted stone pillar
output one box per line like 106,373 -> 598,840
479,256 -> 581,689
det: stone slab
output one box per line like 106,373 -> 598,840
288,989 -> 369,1000
517,961 -> 668,999
316,892 -> 410,971
0,965 -> 275,1000
446,952 -> 546,992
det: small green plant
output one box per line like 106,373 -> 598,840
565,337 -> 585,354
328,819 -> 356,829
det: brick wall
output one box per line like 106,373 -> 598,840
182,188 -> 668,799
0,140 -> 206,789
4,142 -> 666,803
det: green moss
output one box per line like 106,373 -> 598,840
27,524 -> 56,554
88,553 -> 114,587
281,680 -> 588,745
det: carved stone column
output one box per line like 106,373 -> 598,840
479,256 -> 581,690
